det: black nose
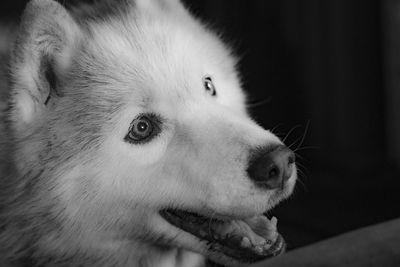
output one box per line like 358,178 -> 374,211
247,144 -> 295,189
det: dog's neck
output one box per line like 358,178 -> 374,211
0,168 -> 206,267
1,245 -> 205,267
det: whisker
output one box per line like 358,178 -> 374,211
282,124 -> 302,144
295,162 -> 308,173
295,176 -> 308,193
274,133 -> 288,139
294,152 -> 307,161
246,97 -> 272,108
294,146 -> 320,153
270,123 -> 284,134
295,120 -> 311,151
287,136 -> 303,150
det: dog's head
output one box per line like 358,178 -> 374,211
8,0 -> 296,265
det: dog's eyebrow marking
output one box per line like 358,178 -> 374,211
138,95 -> 153,107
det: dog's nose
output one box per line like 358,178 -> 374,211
247,144 -> 295,189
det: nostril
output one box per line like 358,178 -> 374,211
288,153 -> 295,165
268,165 -> 280,179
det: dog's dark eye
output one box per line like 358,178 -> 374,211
203,76 -> 216,96
125,114 -> 160,144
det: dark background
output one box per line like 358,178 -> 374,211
1,0 -> 400,250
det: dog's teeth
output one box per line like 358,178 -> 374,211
240,237 -> 251,248
209,215 -> 280,255
254,246 -> 264,254
263,239 -> 274,250
250,234 -> 268,246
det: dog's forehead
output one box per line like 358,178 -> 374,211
74,5 -> 238,108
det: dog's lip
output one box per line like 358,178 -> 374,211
159,209 -> 286,264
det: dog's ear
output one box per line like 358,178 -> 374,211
9,0 -> 81,134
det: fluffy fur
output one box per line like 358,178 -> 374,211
0,0 -> 297,266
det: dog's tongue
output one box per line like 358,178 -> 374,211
210,215 -> 280,255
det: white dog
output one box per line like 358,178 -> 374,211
0,0 -> 297,266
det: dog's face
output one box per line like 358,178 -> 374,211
9,0 -> 296,265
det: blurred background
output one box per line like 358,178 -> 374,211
1,0 -> 400,251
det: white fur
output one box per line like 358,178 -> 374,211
0,0 -> 297,266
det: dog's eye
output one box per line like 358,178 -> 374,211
125,115 -> 160,144
203,76 -> 216,96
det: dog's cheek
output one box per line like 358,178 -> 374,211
71,135 -> 169,205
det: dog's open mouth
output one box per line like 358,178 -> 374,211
159,209 -> 286,263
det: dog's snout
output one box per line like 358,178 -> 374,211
247,144 -> 295,189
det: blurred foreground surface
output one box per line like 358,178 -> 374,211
251,218 -> 400,267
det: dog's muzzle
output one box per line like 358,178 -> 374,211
247,144 -> 295,189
